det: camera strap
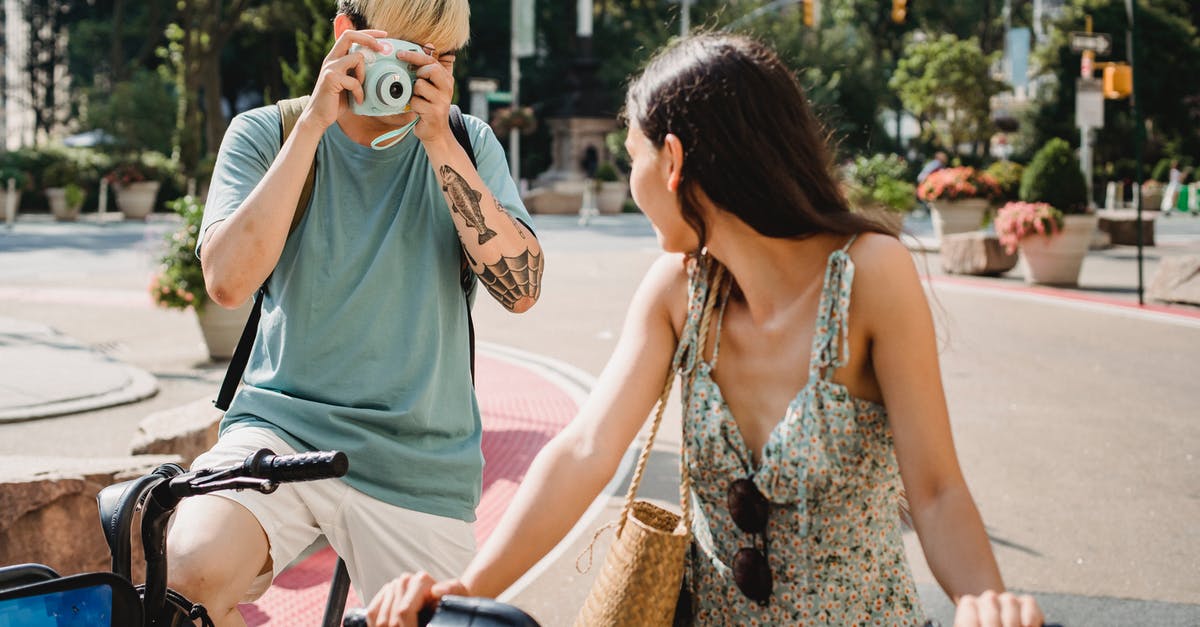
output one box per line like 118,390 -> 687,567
369,117 -> 420,150
216,99 -> 480,411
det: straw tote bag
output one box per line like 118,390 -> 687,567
573,264 -> 726,627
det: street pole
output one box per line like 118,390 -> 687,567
509,0 -> 522,182
1081,16 -> 1094,210
1126,0 -> 1143,305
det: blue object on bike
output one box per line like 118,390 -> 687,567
0,571 -> 142,626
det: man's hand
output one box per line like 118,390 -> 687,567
307,29 -> 389,129
395,44 -> 454,143
365,573 -> 469,627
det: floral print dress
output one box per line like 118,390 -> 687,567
675,239 -> 922,626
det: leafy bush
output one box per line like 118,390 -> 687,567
64,183 -> 86,209
985,160 -> 1024,202
594,162 -> 620,182
1019,138 -> 1088,214
150,196 -> 207,311
844,154 -> 916,213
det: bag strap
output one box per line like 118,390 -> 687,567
616,261 -> 727,537
216,102 -> 479,410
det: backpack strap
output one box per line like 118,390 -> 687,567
278,96 -> 317,234
216,103 -> 480,410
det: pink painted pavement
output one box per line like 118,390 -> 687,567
236,352 -> 580,625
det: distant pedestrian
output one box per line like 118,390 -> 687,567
1161,160 -> 1183,213
917,150 -> 949,184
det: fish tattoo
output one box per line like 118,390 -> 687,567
440,165 -> 498,245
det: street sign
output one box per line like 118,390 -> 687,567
1076,78 -> 1105,129
1070,32 -> 1111,55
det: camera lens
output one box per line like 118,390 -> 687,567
389,81 -> 404,100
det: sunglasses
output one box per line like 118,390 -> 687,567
727,476 -> 772,605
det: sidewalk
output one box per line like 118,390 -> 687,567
1,211 -> 1196,426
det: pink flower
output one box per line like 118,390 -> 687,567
995,201 -> 1063,254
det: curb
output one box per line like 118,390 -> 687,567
0,366 -> 158,424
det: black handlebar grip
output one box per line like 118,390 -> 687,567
243,449 -> 349,483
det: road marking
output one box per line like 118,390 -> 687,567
928,276 -> 1200,328
0,285 -> 151,308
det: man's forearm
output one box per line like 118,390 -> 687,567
425,136 -> 543,313
201,115 -> 324,308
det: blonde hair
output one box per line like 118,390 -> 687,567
339,0 -> 470,51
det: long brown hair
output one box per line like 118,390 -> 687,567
624,33 -> 887,248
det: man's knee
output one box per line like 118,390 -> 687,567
167,496 -> 270,611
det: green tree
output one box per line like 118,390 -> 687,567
280,0 -> 336,98
1028,0 -> 1200,168
891,34 -> 1006,158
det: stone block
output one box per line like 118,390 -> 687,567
1097,209 -> 1157,246
0,455 -> 178,577
1148,255 -> 1200,307
130,397 -> 222,467
940,232 -> 1018,276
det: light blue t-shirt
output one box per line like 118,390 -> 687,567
201,106 -> 533,521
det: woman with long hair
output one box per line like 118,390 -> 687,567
364,33 -> 1043,626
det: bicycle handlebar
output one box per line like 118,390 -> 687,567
137,448 -> 348,624
243,448 -> 350,483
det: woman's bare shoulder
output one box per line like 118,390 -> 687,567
846,232 -> 925,310
636,253 -> 691,333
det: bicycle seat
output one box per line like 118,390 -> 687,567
96,465 -> 184,579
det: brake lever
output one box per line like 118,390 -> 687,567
188,475 -> 279,495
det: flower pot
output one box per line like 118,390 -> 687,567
115,181 -> 160,220
45,187 -> 82,222
597,181 -> 628,215
856,204 -> 906,236
1018,214 -> 1099,286
195,297 -> 254,361
929,198 -> 989,241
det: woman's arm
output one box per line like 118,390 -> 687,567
461,254 -> 686,596
855,236 -> 1041,625
362,254 -> 688,627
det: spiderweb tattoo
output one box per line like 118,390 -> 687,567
478,250 -> 544,311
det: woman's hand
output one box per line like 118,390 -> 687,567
395,44 -> 454,143
954,590 -> 1043,627
364,573 -> 468,627
306,29 -> 389,129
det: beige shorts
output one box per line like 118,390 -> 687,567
188,426 -> 476,602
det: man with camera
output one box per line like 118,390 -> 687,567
166,1 -> 543,625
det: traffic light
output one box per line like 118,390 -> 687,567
1103,63 -> 1132,99
803,0 -> 815,27
891,0 -> 907,24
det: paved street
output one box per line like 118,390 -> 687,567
1,210 -> 1198,625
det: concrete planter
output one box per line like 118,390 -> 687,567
115,181 -> 160,220
597,181 -> 628,215
44,187 -> 82,222
929,198 -> 990,241
195,297 -> 253,361
1018,214 -> 1099,286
